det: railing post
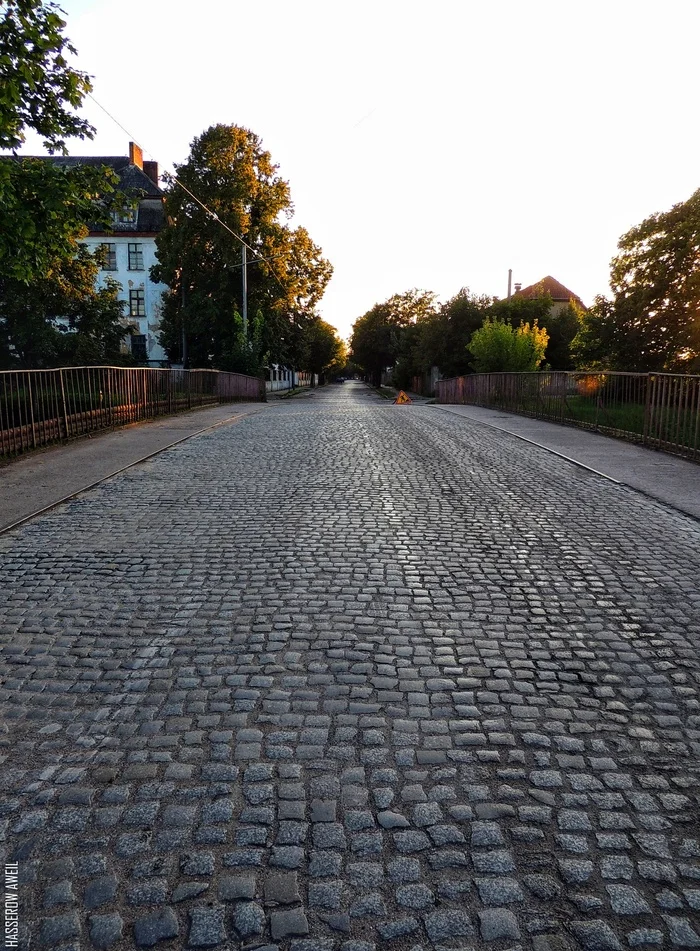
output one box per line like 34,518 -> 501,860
642,373 -> 653,447
59,368 -> 70,439
27,371 -> 38,449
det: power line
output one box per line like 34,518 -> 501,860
86,93 -> 290,292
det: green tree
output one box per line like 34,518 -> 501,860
152,124 -> 333,372
488,293 -> 552,328
301,318 -> 345,384
540,301 -> 583,370
0,157 -> 118,283
1,0 -> 119,284
0,0 -> 94,153
0,0 -> 130,365
489,292 -> 581,370
468,318 -> 549,372
0,246 -> 131,368
574,189 -> 700,371
350,289 -> 437,386
424,288 -> 492,378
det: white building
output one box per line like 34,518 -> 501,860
47,142 -> 168,365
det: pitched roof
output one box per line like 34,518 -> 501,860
40,155 -> 163,197
513,276 -> 582,303
15,153 -> 166,232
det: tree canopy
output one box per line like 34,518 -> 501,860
0,0 -> 94,153
0,0 -> 132,366
152,124 -> 333,373
351,284 -> 577,387
350,289 -> 437,385
301,318 -> 346,383
574,189 -> 700,371
468,318 -> 549,373
0,245 -> 130,368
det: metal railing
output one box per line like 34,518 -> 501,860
0,366 -> 265,457
436,371 -> 700,462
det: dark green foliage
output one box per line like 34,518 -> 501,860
429,289 -> 493,378
152,124 -> 332,373
350,289 -> 437,385
0,246 -> 133,368
0,0 -> 94,153
574,189 -> 700,371
301,318 -> 345,383
0,0 -> 130,366
0,157 -> 118,283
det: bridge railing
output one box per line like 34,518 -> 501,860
0,365 -> 265,457
435,370 -> 700,462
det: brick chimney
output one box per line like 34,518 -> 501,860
514,283 -> 522,293
128,142 -> 143,169
143,161 -> 159,186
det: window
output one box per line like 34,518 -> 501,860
111,200 -> 138,225
131,334 -> 147,361
129,289 -> 145,317
98,242 -> 117,270
128,243 -> 144,270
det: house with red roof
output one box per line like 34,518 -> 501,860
512,275 -> 586,313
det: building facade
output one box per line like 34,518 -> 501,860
47,142 -> 169,365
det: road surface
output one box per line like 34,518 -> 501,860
1,381 -> 698,950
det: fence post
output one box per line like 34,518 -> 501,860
642,373 -> 653,447
59,368 -> 70,439
27,371 -> 38,449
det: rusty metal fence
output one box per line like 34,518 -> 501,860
0,366 -> 265,457
436,371 -> 700,462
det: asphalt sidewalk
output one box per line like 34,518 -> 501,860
0,401 -> 269,532
432,402 -> 700,520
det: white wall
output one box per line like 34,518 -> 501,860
265,367 -> 316,392
82,236 -> 168,365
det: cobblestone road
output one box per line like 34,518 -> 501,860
1,381 -> 699,951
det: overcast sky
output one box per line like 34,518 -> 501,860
18,0 -> 700,340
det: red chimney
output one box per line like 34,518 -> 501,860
143,161 -> 159,186
128,142 -> 143,169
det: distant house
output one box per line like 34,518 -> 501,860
45,142 -> 168,365
512,275 -> 586,313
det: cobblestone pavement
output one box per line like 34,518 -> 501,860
1,381 -> 699,951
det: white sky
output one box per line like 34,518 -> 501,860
17,0 -> 700,340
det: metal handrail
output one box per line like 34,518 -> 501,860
0,366 -> 265,457
435,370 -> 700,463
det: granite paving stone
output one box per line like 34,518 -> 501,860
2,383 -> 700,949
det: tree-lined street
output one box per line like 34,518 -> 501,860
1,383 -> 699,949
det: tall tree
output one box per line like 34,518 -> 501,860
0,0 -> 119,282
0,0 -> 94,153
575,189 -> 700,371
0,0 -> 130,366
152,124 -> 333,372
350,289 -> 437,385
301,318 -> 345,384
426,288 -> 492,378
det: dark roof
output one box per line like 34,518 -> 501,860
40,155 -> 163,197
513,276 -> 582,303
14,154 -> 166,232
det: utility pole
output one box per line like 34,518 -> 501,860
241,243 -> 248,338
181,272 -> 188,367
